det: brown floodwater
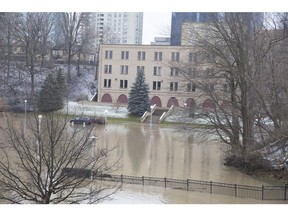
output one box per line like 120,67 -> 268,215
94,123 -> 266,186
92,123 -> 287,204
2,114 -> 287,204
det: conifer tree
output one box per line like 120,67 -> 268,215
55,69 -> 67,107
38,71 -> 67,112
128,70 -> 150,116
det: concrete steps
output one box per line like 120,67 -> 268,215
142,107 -> 170,124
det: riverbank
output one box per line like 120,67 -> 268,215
61,100 -> 214,128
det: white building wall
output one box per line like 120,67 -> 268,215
97,44 -> 215,108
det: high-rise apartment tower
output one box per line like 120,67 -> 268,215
92,12 -> 143,45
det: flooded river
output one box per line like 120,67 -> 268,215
94,123 -> 265,186
2,114 -> 287,204
90,123 -> 288,204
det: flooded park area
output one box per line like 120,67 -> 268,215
1,112 -> 287,204
95,123 -> 265,186
92,123 -> 288,204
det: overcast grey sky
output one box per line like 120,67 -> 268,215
3,0 -> 287,45
142,12 -> 171,44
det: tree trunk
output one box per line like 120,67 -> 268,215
67,54 -> 71,82
30,57 -> 35,103
77,52 -> 81,76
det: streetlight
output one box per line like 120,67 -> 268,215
38,115 -> 42,133
104,110 -> 108,132
24,100 -> 27,134
150,105 -> 154,126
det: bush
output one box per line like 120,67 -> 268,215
90,117 -> 106,125
224,153 -> 273,173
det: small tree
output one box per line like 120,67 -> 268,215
0,112 -> 119,204
127,70 -> 150,116
38,71 -> 67,112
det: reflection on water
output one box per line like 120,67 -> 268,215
95,123 -> 266,186
126,126 -> 147,174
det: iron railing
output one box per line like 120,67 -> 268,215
95,174 -> 288,201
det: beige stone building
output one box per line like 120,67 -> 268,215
97,44 -> 218,109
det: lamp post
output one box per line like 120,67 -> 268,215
90,136 -> 97,181
24,100 -> 27,134
104,110 -> 108,132
38,115 -> 42,133
150,105 -> 153,126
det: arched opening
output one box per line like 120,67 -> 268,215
117,94 -> 128,104
202,99 -> 215,109
167,97 -> 179,107
185,98 -> 196,108
101,93 -> 112,103
221,100 -> 230,110
151,96 -> 162,107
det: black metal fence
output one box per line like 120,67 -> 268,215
93,174 -> 288,201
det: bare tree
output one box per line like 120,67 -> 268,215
39,13 -> 54,68
0,13 -> 18,94
13,13 -> 50,97
177,12 -> 288,169
57,12 -> 86,82
0,112 -> 120,204
0,13 -> 12,79
252,14 -> 288,168
75,13 -> 96,77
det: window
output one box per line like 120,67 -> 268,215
120,80 -> 128,88
120,65 -> 128,74
205,68 -> 212,78
121,51 -> 129,60
104,65 -> 112,74
209,84 -> 214,91
104,79 -> 111,88
137,66 -> 144,73
187,83 -> 196,92
154,52 -> 162,61
170,82 -> 178,91
153,66 -> 161,76
189,52 -> 198,63
105,50 -> 113,59
170,67 -> 179,76
171,52 -> 180,62
188,67 -> 196,78
192,84 -> 196,92
152,81 -> 161,90
223,84 -> 228,92
205,83 -> 214,91
137,51 -> 146,61
206,53 -> 215,63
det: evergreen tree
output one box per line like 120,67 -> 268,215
38,71 -> 67,112
128,70 -> 150,116
55,69 -> 67,108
